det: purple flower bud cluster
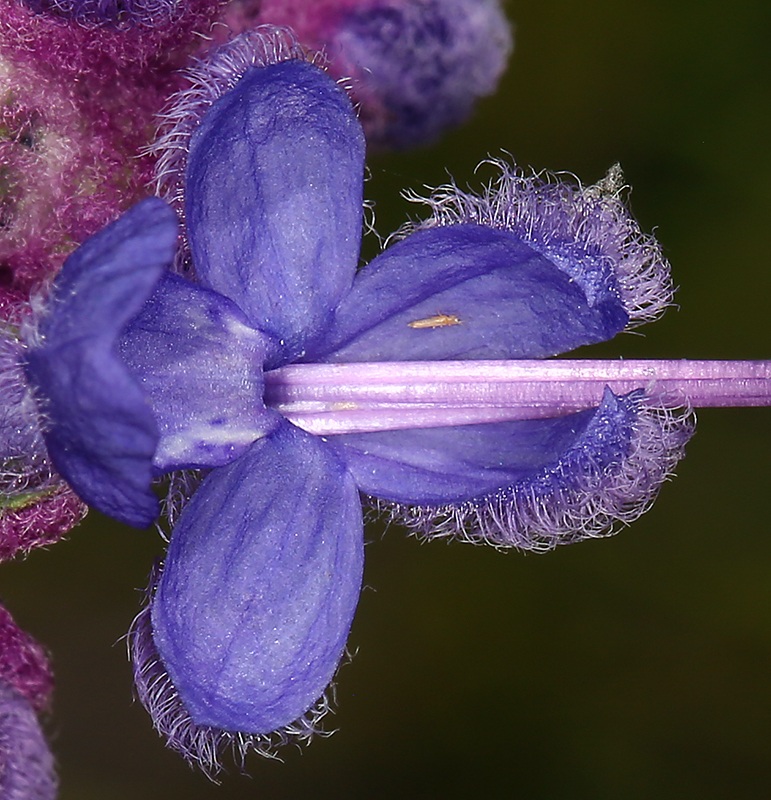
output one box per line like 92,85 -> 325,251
218,0 -> 513,149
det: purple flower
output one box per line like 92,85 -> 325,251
0,604 -> 57,799
0,682 -> 57,799
326,0 -> 513,149
21,41 -> 696,770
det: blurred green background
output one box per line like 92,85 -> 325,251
3,0 -> 771,797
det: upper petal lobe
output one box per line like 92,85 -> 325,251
186,59 -> 366,366
309,224 -> 628,363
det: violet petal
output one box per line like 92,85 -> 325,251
380,389 -> 694,551
186,59 -> 365,367
151,421 -> 363,733
24,198 -> 178,528
308,224 -> 628,363
326,406 -> 600,505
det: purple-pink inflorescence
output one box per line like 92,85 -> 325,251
0,0 -> 225,302
0,486 -> 86,561
1,0 -> 221,78
22,0 -> 182,24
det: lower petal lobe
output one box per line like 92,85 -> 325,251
309,224 -> 628,363
151,422 -> 363,734
329,389 -> 692,552
327,388 -> 638,508
326,406 -> 601,505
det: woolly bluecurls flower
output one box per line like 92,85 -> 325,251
217,0 -> 513,149
17,40 -> 707,771
0,603 -> 57,799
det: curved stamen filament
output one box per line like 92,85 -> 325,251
264,360 -> 771,435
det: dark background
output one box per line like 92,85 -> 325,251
3,1 -> 771,797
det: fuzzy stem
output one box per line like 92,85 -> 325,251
264,359 -> 771,435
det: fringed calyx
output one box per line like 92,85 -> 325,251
151,27 -> 315,265
402,161 -> 674,327
0,484 -> 86,561
382,392 -> 695,552
128,567 -> 337,777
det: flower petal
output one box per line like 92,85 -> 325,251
331,389 -> 694,551
150,422 -> 363,734
405,162 -> 674,326
119,273 -> 281,471
326,408 -> 600,505
24,198 -> 178,528
308,224 -> 628,363
186,59 -> 365,366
